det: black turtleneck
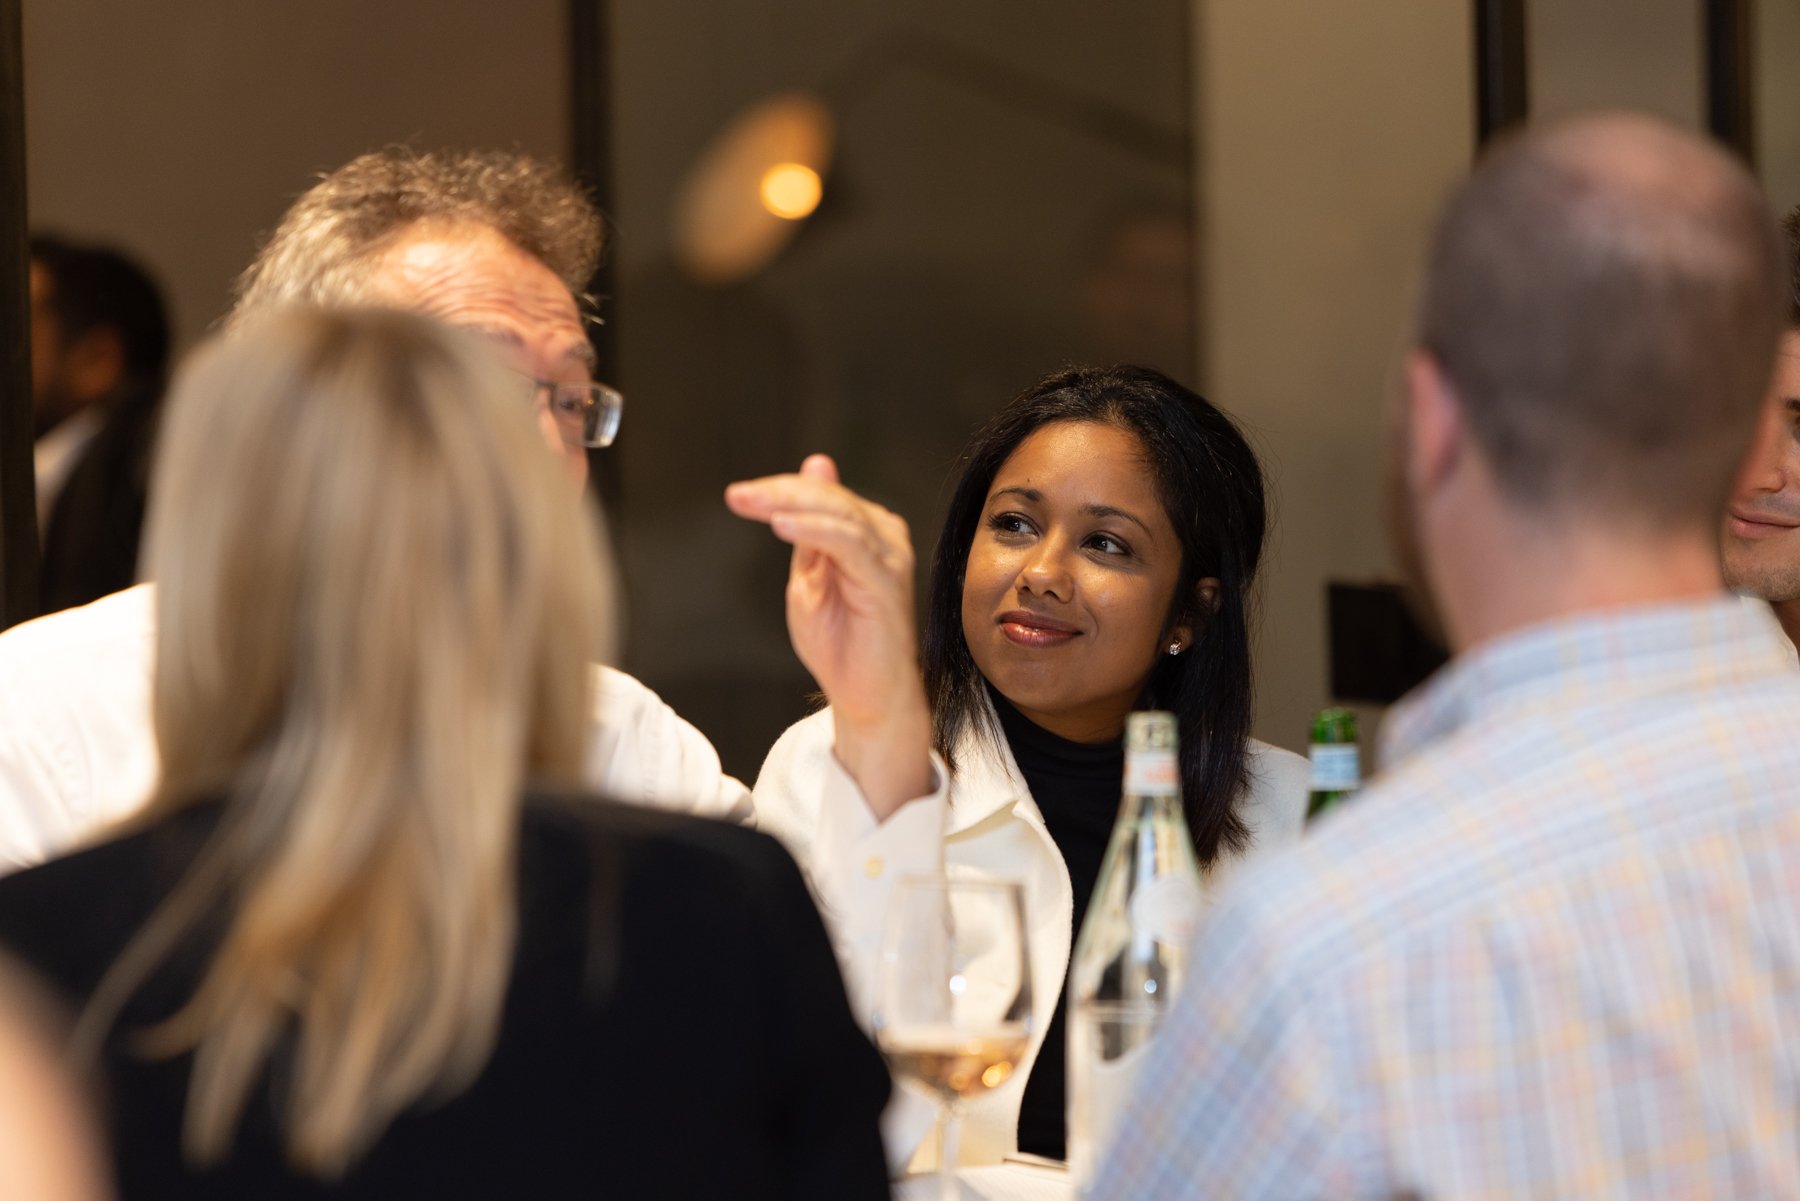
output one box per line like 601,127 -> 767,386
989,687 -> 1123,1162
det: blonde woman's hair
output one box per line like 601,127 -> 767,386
85,307 -> 614,1176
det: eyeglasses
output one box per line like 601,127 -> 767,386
518,375 -> 625,449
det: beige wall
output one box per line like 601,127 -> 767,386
1193,1 -> 1471,755
24,1 -> 567,349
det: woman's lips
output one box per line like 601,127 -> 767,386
998,610 -> 1080,647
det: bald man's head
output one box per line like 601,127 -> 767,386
1416,113 -> 1783,531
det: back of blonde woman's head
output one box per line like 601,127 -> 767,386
148,306 -> 610,798
118,307 -> 613,1175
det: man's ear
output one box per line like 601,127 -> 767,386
1405,349 -> 1464,497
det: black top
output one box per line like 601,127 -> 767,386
0,791 -> 891,1200
990,688 -> 1123,1162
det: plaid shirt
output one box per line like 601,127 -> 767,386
1095,596 -> 1800,1199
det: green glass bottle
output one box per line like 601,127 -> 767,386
1306,707 -> 1360,822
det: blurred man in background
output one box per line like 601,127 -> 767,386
29,235 -> 172,612
1722,204 -> 1800,651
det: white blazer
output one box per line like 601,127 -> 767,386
753,701 -> 1309,1172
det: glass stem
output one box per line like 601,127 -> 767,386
938,1101 -> 962,1201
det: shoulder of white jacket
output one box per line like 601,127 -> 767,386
1238,737 -> 1311,821
761,703 -> 837,764
1245,737 -> 1309,776
745,705 -> 839,836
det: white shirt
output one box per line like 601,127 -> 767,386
0,583 -> 752,873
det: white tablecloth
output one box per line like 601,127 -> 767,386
894,1161 -> 1073,1201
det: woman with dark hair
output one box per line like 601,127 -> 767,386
925,364 -> 1277,862
742,364 -> 1308,1172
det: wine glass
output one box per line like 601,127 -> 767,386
873,876 -> 1034,1201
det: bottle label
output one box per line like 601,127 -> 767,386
1123,748 -> 1178,796
1309,744 -> 1360,791
1129,874 -> 1206,947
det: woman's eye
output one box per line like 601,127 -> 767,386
1088,533 -> 1131,556
987,512 -> 1032,536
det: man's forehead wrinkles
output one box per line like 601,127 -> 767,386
458,322 -> 595,377
462,323 -> 524,346
458,320 -> 591,352
369,233 -> 592,378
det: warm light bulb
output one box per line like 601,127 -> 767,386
759,162 -> 823,220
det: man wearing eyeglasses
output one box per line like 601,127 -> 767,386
0,148 -> 934,872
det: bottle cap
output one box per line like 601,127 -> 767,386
1125,710 -> 1177,751
1125,711 -> 1178,795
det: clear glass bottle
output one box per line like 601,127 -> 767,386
1066,711 -> 1206,1194
1305,707 -> 1361,823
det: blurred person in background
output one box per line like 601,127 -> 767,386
1722,203 -> 1800,652
0,953 -> 114,1201
0,308 -> 889,1199
1075,199 -> 1197,382
29,234 -> 172,613
1095,113 -> 1800,1199
0,148 -> 923,880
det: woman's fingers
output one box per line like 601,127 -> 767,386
768,510 -> 913,596
725,474 -> 873,527
798,452 -> 840,483
727,468 -> 911,584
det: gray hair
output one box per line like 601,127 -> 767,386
229,148 -> 603,327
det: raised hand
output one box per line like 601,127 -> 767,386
726,455 -> 934,818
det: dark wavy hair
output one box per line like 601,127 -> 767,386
921,364 -> 1266,865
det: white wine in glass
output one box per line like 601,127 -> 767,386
880,1026 -> 1031,1101
874,877 -> 1034,1201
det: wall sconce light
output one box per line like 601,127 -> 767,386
670,30 -> 1186,288
671,93 -> 835,285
